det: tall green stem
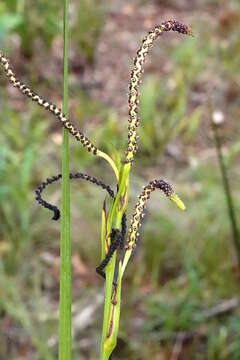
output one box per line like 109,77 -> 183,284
100,164 -> 131,359
59,1 -> 71,359
212,123 -> 240,265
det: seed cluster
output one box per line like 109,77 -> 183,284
125,20 -> 193,163
35,172 -> 115,220
0,53 -> 98,155
126,179 -> 174,249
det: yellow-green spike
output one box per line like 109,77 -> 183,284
170,193 -> 186,211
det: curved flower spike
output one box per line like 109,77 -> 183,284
125,20 -> 193,164
0,53 -> 119,180
121,179 -> 185,275
126,179 -> 185,249
35,172 -> 115,220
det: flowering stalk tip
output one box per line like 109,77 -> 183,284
125,179 -> 184,251
0,52 -> 119,180
170,193 -> 186,211
125,20 -> 193,164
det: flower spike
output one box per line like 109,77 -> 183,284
125,20 -> 193,164
35,172 -> 115,220
0,53 -> 98,154
0,52 -> 119,179
126,179 -> 185,250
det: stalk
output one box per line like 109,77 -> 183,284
212,122 -> 240,265
100,164 -> 131,359
59,1 -> 71,359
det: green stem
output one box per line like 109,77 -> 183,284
101,262 -> 123,360
212,123 -> 240,265
100,251 -> 117,359
59,1 -> 71,359
100,163 -> 131,359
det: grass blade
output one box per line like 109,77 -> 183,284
212,122 -> 240,265
59,0 -> 71,359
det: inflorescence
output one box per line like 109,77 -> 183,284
0,19 -> 189,283
0,53 -> 98,155
0,20 -> 192,168
0,19 -> 191,360
126,179 -> 185,250
35,172 -> 115,220
125,20 -> 193,164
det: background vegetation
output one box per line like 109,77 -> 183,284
0,0 -> 240,359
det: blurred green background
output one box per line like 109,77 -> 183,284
0,0 -> 240,359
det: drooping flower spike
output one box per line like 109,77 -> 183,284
125,20 -> 193,164
121,179 -> 185,275
126,179 -> 185,249
35,172 -> 115,220
0,53 -> 119,179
